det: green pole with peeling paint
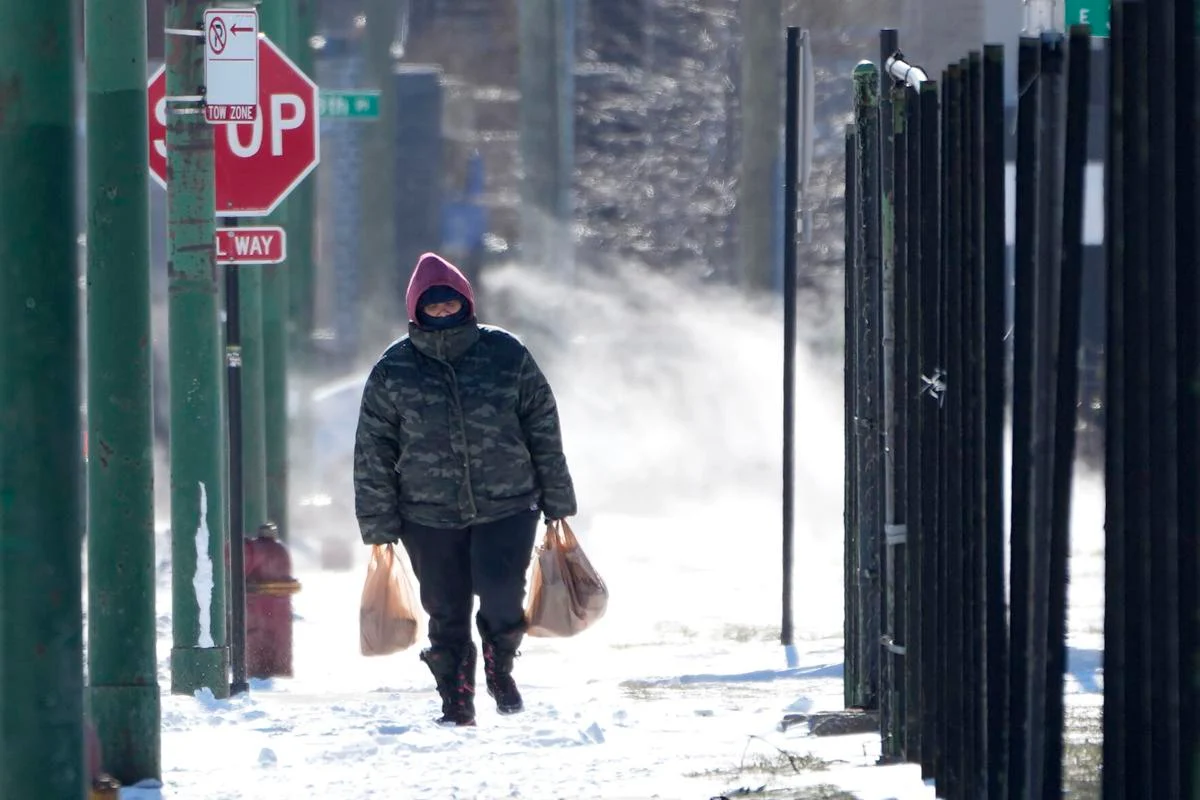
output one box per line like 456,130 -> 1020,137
166,0 -> 230,698
260,0 -> 291,541
0,2 -> 86,796
85,0 -> 163,781
287,0 -> 319,531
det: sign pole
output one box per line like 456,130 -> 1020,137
207,1 -> 259,699
166,0 -> 230,699
223,213 -> 251,697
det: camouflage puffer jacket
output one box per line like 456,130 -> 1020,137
353,321 -> 577,539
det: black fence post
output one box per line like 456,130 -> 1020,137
980,42 -> 1009,800
844,122 -> 861,710
917,79 -> 942,783
885,77 -> 910,763
1101,3 -> 1129,796
1043,26 -> 1091,799
1173,0 -> 1199,792
877,28 -> 901,761
1026,32 -> 1066,800
1008,36 -> 1040,800
962,52 -> 983,796
901,81 -> 923,766
852,60 -> 883,712
941,61 -> 965,799
1143,1 -> 1182,797
1119,3 -> 1154,794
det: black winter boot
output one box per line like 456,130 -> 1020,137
482,640 -> 523,714
420,643 -> 476,726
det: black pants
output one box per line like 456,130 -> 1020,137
399,509 -> 539,651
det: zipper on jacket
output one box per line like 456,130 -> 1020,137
444,361 -> 477,519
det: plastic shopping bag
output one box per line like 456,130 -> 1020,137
359,544 -> 422,656
525,520 -> 608,637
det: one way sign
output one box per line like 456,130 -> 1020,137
215,226 -> 286,265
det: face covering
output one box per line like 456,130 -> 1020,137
416,285 -> 472,330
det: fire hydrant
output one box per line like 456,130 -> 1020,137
244,523 -> 301,678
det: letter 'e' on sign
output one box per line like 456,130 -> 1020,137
204,8 -> 259,123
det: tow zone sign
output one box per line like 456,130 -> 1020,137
203,8 -> 259,122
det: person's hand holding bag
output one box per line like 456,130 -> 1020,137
524,519 -> 608,638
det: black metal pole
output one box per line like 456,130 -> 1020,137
1119,3 -> 1154,792
1143,2 -> 1181,796
1027,33 -> 1066,800
1102,4 -> 1129,796
1043,26 -> 1091,800
917,80 -> 941,783
782,26 -> 800,664
888,80 -> 910,762
944,61 -> 967,799
844,122 -> 861,708
877,28 -> 900,757
963,52 -> 983,797
1008,37 -> 1041,800
980,42 -> 1008,800
1173,0 -> 1199,793
853,59 -> 883,712
902,82 -> 923,766
223,216 -> 249,697
937,65 -> 952,793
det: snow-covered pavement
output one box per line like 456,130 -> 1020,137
116,471 -> 1103,799
109,267 -> 1105,799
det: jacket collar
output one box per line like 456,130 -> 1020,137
409,320 -> 480,363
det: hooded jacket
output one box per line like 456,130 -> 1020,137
353,253 -> 577,538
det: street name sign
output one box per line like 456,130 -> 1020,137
318,90 -> 381,120
1064,0 -> 1110,36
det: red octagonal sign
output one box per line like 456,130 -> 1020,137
148,35 -> 319,217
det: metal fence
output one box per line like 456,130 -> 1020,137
835,16 -> 1187,796
1102,2 -> 1199,798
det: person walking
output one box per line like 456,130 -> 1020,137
353,252 -> 577,727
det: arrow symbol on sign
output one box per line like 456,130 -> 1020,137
231,24 -> 254,34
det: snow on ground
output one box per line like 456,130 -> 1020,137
135,495 -> 945,800
115,264 -> 1105,799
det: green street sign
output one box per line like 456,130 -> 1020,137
1065,0 -> 1111,36
318,90 -> 381,120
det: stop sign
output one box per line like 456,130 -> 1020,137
148,34 -> 319,217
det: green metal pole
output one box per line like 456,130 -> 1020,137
362,0 -> 399,345
289,0 -> 317,350
262,255 -> 290,540
286,0 -> 318,535
260,0 -> 291,541
0,2 -> 85,797
166,0 -> 229,698
239,258 -> 269,531
85,0 -> 162,783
